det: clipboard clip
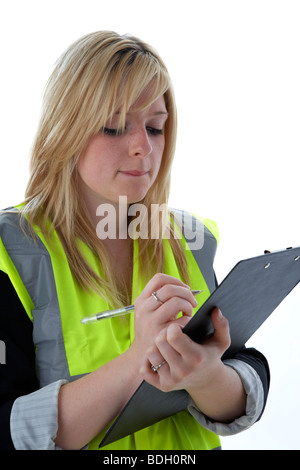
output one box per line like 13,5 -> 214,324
264,248 -> 300,263
264,247 -> 294,254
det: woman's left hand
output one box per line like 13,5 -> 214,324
140,307 -> 230,393
140,307 -> 246,423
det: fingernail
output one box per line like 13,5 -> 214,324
217,308 -> 223,319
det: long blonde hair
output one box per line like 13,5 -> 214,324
22,31 -> 188,306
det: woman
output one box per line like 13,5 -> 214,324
0,31 -> 269,450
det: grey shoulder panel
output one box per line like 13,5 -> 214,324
0,210 -> 72,386
171,209 -> 218,292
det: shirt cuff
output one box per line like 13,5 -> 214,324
10,379 -> 68,450
187,359 -> 264,436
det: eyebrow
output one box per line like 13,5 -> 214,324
115,110 -> 169,117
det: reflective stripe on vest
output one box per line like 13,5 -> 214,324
0,208 -> 220,450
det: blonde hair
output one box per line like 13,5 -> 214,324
23,31 -> 188,306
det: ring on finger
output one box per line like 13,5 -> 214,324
152,291 -> 163,304
151,360 -> 166,372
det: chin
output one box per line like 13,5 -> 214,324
125,189 -> 150,205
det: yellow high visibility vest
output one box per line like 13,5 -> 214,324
0,207 -> 221,450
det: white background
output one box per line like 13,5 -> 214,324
0,0 -> 299,450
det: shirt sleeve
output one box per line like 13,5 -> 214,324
187,358 -> 265,436
10,379 -> 67,450
0,270 -> 39,449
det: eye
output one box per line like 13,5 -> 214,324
147,127 -> 163,136
102,127 -> 119,136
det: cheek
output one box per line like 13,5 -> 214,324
77,154 -> 97,184
152,139 -> 165,171
78,157 -> 113,191
77,139 -> 114,182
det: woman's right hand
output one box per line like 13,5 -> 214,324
129,273 -> 198,367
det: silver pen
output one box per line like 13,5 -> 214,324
80,290 -> 203,324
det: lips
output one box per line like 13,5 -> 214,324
119,170 -> 149,177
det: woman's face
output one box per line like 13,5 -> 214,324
77,91 -> 168,209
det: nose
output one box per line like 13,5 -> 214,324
128,127 -> 152,159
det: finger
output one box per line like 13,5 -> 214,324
140,355 -> 166,389
164,323 -> 199,360
135,296 -> 194,329
154,325 -> 184,369
148,290 -> 197,322
146,320 -> 190,376
134,274 -> 191,317
140,345 -> 169,383
145,342 -> 166,373
141,273 -> 189,299
209,308 -> 231,352
154,284 -> 198,309
172,314 -> 191,329
157,297 -> 193,323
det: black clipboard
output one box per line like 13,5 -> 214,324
99,247 -> 300,448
